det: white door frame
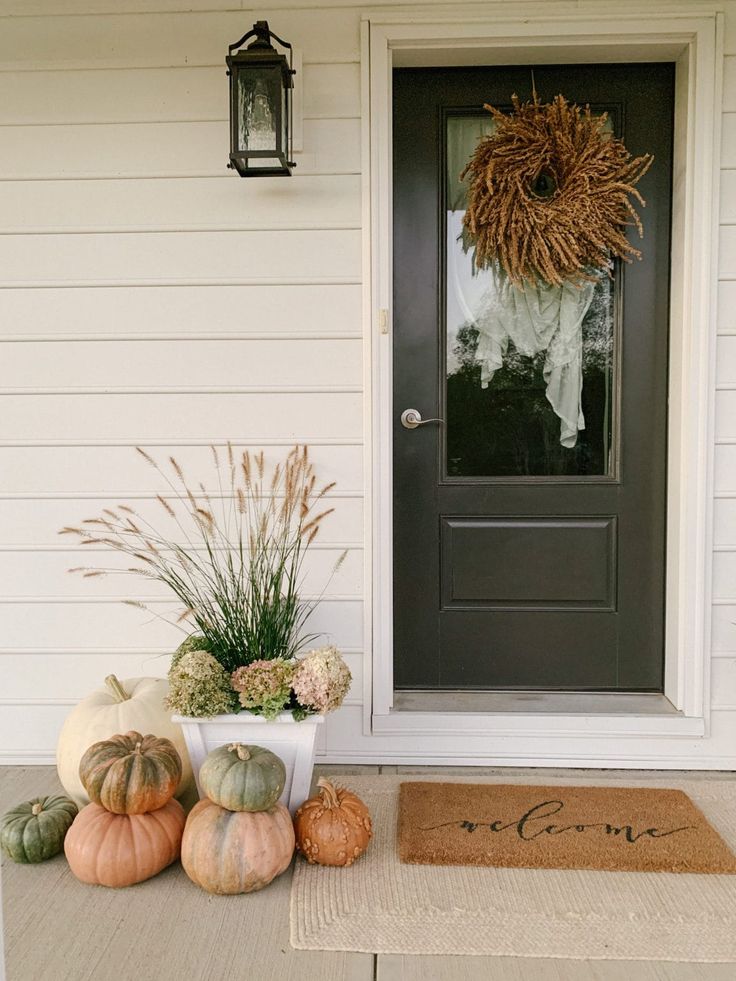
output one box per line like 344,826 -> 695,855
361,8 -> 723,750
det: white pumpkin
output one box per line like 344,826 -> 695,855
56,675 -> 194,808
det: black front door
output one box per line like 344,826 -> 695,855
393,64 -> 674,691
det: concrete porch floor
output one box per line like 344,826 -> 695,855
2,764 -> 736,981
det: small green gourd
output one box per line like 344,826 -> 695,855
1,795 -> 78,863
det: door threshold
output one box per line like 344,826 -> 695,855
392,690 -> 679,715
373,690 -> 704,739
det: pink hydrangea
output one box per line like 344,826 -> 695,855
291,646 -> 351,715
231,658 -> 294,720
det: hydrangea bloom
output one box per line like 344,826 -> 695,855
231,658 -> 295,720
165,648 -> 238,718
291,646 -> 351,715
170,634 -> 211,670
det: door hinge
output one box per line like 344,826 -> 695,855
378,308 -> 389,335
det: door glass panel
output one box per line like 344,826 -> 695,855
445,111 -> 616,478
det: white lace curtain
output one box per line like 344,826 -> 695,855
448,208 -> 596,449
474,274 -> 596,448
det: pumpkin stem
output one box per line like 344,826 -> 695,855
105,675 -> 130,703
229,743 -> 251,761
317,777 -> 340,809
31,802 -> 43,816
134,741 -> 143,753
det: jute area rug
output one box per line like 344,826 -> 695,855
290,774 -> 736,961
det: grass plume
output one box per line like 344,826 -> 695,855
62,444 -> 340,673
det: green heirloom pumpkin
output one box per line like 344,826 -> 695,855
1,795 -> 78,864
199,743 -> 286,812
79,731 -> 183,815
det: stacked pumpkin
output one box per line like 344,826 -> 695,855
181,743 -> 295,894
64,731 -> 186,888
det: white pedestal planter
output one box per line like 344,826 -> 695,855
172,711 -> 324,815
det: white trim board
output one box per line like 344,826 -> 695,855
363,9 -> 724,756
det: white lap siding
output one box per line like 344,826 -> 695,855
1,0 -> 736,766
0,1 -> 364,761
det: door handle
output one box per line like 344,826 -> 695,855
400,408 -> 445,430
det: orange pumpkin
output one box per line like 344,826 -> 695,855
181,798 -> 294,895
294,777 -> 372,866
64,799 -> 185,887
79,731 -> 182,815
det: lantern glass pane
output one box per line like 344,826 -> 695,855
237,65 -> 281,155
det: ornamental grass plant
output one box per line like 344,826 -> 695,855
60,444 -> 346,681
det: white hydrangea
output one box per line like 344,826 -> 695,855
291,645 -> 351,715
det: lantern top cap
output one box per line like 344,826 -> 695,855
228,20 -> 292,57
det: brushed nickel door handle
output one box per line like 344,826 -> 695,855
400,408 -> 445,430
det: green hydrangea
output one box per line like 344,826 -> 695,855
165,647 -> 238,718
170,634 -> 212,671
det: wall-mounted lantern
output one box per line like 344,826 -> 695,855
226,21 -> 296,177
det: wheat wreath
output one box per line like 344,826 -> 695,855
461,93 -> 654,287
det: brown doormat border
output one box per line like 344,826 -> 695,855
398,782 -> 736,874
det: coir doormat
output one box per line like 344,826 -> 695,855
398,782 -> 736,874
